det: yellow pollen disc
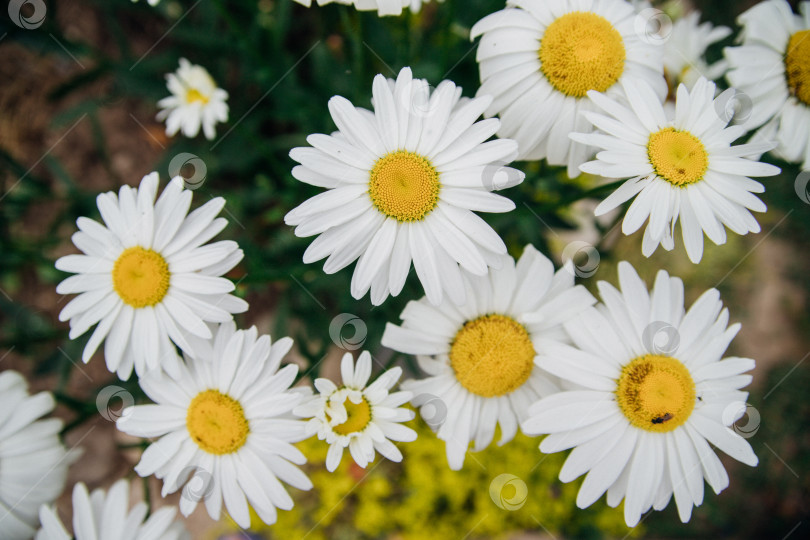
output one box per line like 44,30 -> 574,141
449,314 -> 535,398
539,12 -> 626,98
785,30 -> 810,106
185,88 -> 209,105
186,389 -> 249,455
647,128 -> 709,186
616,355 -> 696,433
368,151 -> 440,222
112,247 -> 170,308
330,395 -> 372,436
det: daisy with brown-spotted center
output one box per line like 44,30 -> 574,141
293,351 -> 417,472
382,245 -> 596,470
116,322 -> 312,529
285,67 -> 524,307
469,0 -> 666,176
572,76 -> 780,263
522,261 -> 758,527
725,0 -> 810,168
54,172 -> 247,379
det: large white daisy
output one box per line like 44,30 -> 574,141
35,479 -> 189,540
572,77 -> 781,263
522,262 -> 758,527
55,172 -> 247,380
293,351 -> 416,472
285,66 -> 524,306
0,371 -> 73,540
664,11 -> 731,91
157,58 -> 229,141
725,0 -> 810,169
381,244 -> 597,470
470,0 -> 666,176
116,322 -> 312,529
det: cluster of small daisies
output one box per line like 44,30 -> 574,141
6,0 -> 801,536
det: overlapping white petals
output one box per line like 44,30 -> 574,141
286,67 -> 523,306
293,351 -> 416,472
55,172 -> 247,380
383,244 -> 596,470
0,371 -> 74,540
574,77 -> 780,263
157,58 -> 228,140
664,11 -> 732,90
522,261 -> 758,527
725,0 -> 810,168
116,322 -> 310,529
470,0 -> 666,175
35,480 -> 189,540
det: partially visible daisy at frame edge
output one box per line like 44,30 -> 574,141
55,172 -> 247,380
664,10 -> 731,91
116,322 -> 312,529
292,0 -> 438,16
571,76 -> 780,263
469,0 -> 666,176
0,371 -> 76,540
36,479 -> 189,540
522,261 -> 758,526
157,58 -> 229,141
382,244 -> 597,470
725,0 -> 810,168
293,350 -> 417,472
285,66 -> 525,307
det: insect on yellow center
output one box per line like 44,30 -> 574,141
615,355 -> 696,433
112,247 -> 171,308
368,151 -> 440,222
185,88 -> 210,105
186,389 -> 250,455
539,12 -> 626,98
785,29 -> 810,106
330,395 -> 372,436
449,314 -> 535,398
647,128 -> 709,186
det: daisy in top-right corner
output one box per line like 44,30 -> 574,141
725,0 -> 810,169
522,261 -> 758,528
571,76 -> 781,263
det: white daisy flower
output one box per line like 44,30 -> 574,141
522,262 -> 759,527
572,77 -> 781,263
35,479 -> 189,540
725,0 -> 810,168
0,371 -> 73,540
55,172 -> 248,380
293,351 -> 417,472
664,11 -> 731,91
285,67 -> 524,307
116,322 -> 312,529
470,0 -> 666,176
382,245 -> 597,470
292,0 -> 434,16
157,58 -> 228,141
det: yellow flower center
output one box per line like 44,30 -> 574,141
368,151 -> 440,222
785,29 -> 810,106
186,389 -> 250,455
185,88 -> 209,105
647,128 -> 708,186
539,12 -> 626,98
112,247 -> 171,308
449,314 -> 535,398
330,395 -> 372,436
615,355 -> 696,433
